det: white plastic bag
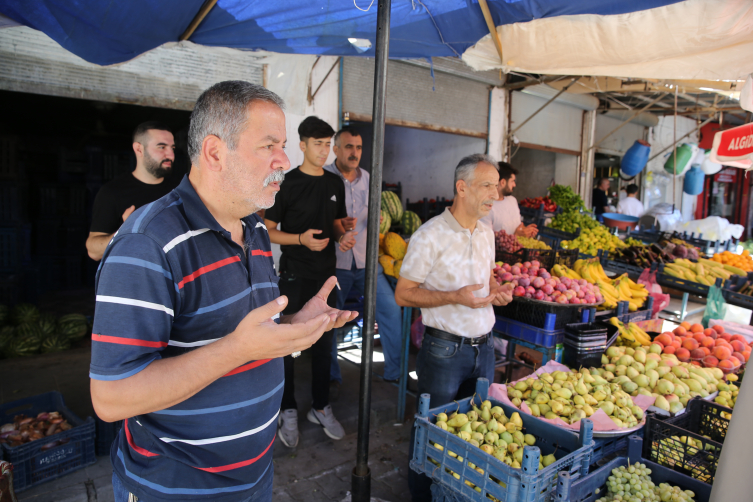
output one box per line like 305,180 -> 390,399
672,216 -> 744,241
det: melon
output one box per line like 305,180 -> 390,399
379,255 -> 396,277
41,334 -> 71,353
5,335 -> 40,358
381,191 -> 403,222
38,313 -> 58,340
0,325 -> 15,357
401,211 -> 421,236
11,303 -> 39,326
379,212 -> 392,234
383,232 -> 407,260
393,259 -> 403,278
59,313 -> 89,342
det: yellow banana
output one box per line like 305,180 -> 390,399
723,264 -> 747,277
628,323 -> 652,346
617,278 -> 633,301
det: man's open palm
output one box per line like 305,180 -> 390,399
288,276 -> 358,331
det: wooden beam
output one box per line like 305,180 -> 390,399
477,0 -> 504,65
180,0 -> 218,41
518,142 -> 580,157
345,112 -> 487,139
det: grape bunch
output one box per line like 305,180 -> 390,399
517,236 -> 550,250
595,463 -> 696,502
495,230 -> 521,253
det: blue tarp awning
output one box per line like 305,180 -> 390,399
0,0 -> 680,66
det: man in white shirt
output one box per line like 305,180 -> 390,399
480,162 -> 538,237
616,183 -> 644,218
395,154 -> 513,502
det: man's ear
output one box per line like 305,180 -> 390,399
299,140 -> 307,153
132,142 -> 143,157
201,135 -> 225,172
456,180 -> 466,197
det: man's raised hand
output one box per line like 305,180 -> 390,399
300,229 -> 330,251
287,276 -> 358,330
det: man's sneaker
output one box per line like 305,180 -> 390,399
307,405 -> 345,440
277,409 -> 299,448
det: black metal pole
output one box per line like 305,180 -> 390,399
352,0 -> 391,500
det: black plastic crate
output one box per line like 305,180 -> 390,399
600,258 -> 645,280
95,416 -> 123,457
656,264 -> 710,296
0,392 -> 96,492
643,398 -> 730,485
555,248 -> 579,269
494,299 -> 581,331
495,248 -> 556,271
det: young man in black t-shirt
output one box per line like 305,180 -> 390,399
265,116 -> 349,448
86,121 -> 179,261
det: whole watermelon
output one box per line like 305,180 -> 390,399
379,212 -> 392,234
59,313 -> 89,342
0,304 -> 8,326
5,335 -> 41,358
11,303 -> 39,326
381,191 -> 403,222
38,313 -> 58,340
41,334 -> 71,353
401,211 -> 421,235
0,325 -> 15,357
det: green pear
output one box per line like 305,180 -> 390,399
654,395 -> 670,412
599,401 -> 615,416
529,404 -> 541,417
542,453 -> 556,467
436,413 -> 448,422
466,410 -> 478,422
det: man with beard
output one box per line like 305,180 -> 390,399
323,127 -> 403,396
89,81 -> 357,502
264,116 -> 349,447
86,121 -> 180,261
480,161 -> 538,237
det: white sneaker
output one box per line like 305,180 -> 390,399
307,405 -> 345,440
277,409 -> 299,448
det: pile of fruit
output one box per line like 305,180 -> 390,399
520,196 -> 557,212
0,304 -> 89,359
517,236 -> 550,250
654,435 -> 717,483
662,258 -> 744,286
380,191 -> 422,236
562,225 -> 627,256
379,232 -> 407,278
716,375 -> 738,411
611,243 -> 676,268
650,322 -> 749,373
550,209 -> 600,234
494,230 -> 550,253
658,236 -> 700,261
710,249 -> 753,272
553,259 -> 649,311
429,400 -> 552,474
0,411 -> 72,447
594,462 -> 697,502
548,185 -> 586,212
506,368 -> 643,428
609,317 -> 653,348
493,261 -> 603,305
596,344 -> 726,414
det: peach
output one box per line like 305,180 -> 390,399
676,347 -> 691,362
718,359 -> 735,372
703,355 -> 719,368
690,348 -> 706,360
690,361 -> 702,367
721,333 -> 732,342
743,350 -> 751,362
672,340 -> 682,349
701,347 -> 711,356
656,334 -> 674,347
663,346 -> 676,355
693,333 -> 706,344
701,337 -> 715,349
706,331 -> 718,340
682,338 -> 699,351
712,324 -> 725,334
732,352 -> 746,364
690,323 -> 704,333
730,358 -> 741,369
714,346 -> 732,361
703,328 -> 716,337
731,334 -> 746,342
680,321 -> 691,330
673,326 -> 687,337
731,340 -> 746,353
714,338 -> 729,347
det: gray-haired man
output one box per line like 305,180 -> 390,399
395,154 -> 513,502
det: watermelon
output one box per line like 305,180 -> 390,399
38,313 -> 58,340
11,303 -> 39,326
5,335 -> 41,358
41,334 -> 71,353
379,211 -> 392,234
401,211 -> 421,235
0,304 -> 8,326
0,325 -> 15,357
381,191 -> 403,222
59,313 -> 89,342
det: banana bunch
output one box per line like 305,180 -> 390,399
564,259 -> 649,311
551,263 -> 582,280
609,317 -> 652,347
662,257 -> 739,286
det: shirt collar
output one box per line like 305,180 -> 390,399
175,175 -> 256,233
326,162 -> 362,183
441,207 -> 467,233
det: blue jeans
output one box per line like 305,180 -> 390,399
112,471 -> 274,502
408,330 -> 495,502
331,262 -> 403,382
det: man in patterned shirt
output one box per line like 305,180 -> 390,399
395,153 -> 513,502
90,81 -> 357,502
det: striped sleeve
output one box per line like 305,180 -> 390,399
90,233 -> 178,381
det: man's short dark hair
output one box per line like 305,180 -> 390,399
133,121 -> 172,144
299,116 -> 335,142
626,184 -> 639,195
334,127 -> 361,146
498,162 -> 518,182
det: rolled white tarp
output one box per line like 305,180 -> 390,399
462,0 -> 753,80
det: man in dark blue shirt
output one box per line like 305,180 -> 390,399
90,81 -> 357,502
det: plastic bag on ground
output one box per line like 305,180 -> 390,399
702,286 -> 728,328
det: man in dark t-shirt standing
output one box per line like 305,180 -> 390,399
265,116 -> 349,448
592,177 -> 611,221
86,121 -> 179,261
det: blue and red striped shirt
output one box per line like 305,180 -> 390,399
90,176 -> 282,501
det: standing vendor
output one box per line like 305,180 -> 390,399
616,184 -> 644,218
592,178 -> 611,220
395,154 -> 513,502
480,162 -> 537,237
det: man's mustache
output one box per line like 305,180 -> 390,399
263,170 -> 286,187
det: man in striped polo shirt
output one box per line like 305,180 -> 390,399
90,81 -> 357,502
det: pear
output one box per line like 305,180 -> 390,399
524,434 -> 536,446
672,366 -> 690,379
538,404 -> 551,415
513,447 -> 524,464
481,444 -> 494,455
458,431 -> 471,441
606,346 -> 622,358
532,380 -> 544,391
514,381 -> 528,392
471,421 -> 482,432
602,371 -> 615,381
646,369 -> 660,389
626,367 -> 640,380
633,349 -> 647,364
505,422 -> 517,433
615,365 -> 628,377
609,416 -> 624,427
621,381 -> 638,394
552,382 -> 562,392
507,442 -> 519,453
644,359 -> 658,372
529,404 -> 541,417
436,413 -> 448,422
469,439 -> 480,447
573,395 -> 586,406
582,404 -> 595,417
583,373 -> 596,384
535,393 -> 550,405
540,373 -> 554,384
460,422 -> 472,433
466,410 -> 479,422
625,347 -> 636,356
495,439 -> 507,450
656,379 -> 675,395
574,379 -> 588,396
447,414 -> 468,428
592,390 -> 607,402
618,355 -> 635,366
487,417 -> 499,432
545,411 -> 558,420
553,371 -> 568,381
511,397 -> 522,407
481,400 -> 492,410
656,366 -> 672,377
631,406 -> 644,420
480,407 -> 491,421
476,424 -> 488,434
599,401 -> 615,416
542,453 -> 557,467
436,421 -> 448,431
485,431 -> 499,445
498,414 -> 509,426
637,388 -> 652,396
669,401 -> 684,414
569,409 -> 586,423
511,412 -> 523,429
556,388 -> 573,400
472,432 -> 485,443
550,401 -> 564,415
631,361 -> 645,374
632,374 -> 649,388
654,395 -> 670,412
512,460 -> 521,469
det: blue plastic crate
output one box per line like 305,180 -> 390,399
411,378 -> 594,502
0,392 -> 96,492
493,316 -> 564,348
555,436 -> 712,502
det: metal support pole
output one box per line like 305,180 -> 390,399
352,0 -> 391,499
587,93 -> 666,151
396,306 -> 411,423
647,116 -> 715,162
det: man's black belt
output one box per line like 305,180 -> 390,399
424,326 -> 490,346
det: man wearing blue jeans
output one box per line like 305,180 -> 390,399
395,154 -> 513,502
325,127 -> 403,394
